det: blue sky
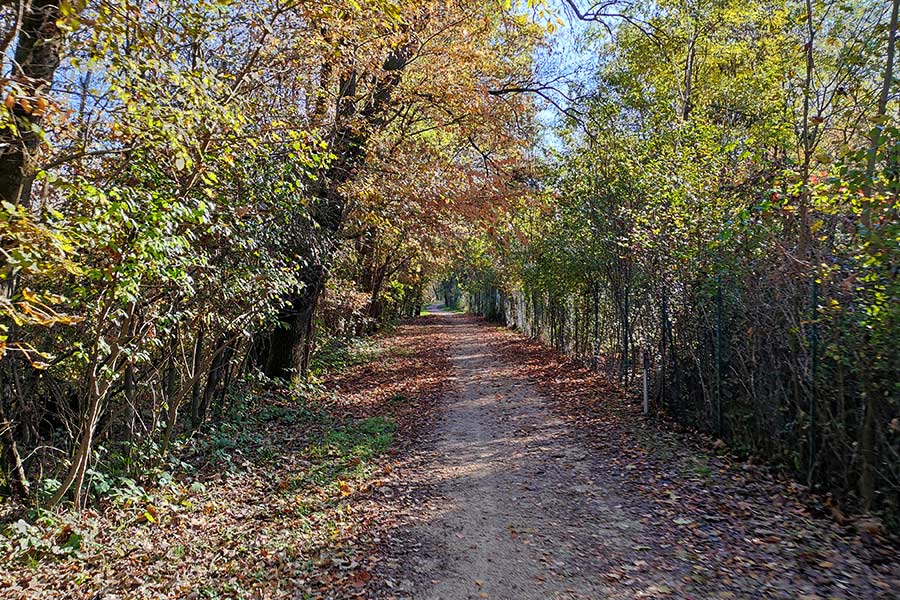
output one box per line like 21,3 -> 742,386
529,0 -> 605,153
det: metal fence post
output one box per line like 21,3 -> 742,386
643,349 -> 649,415
716,274 -> 723,437
808,279 -> 819,487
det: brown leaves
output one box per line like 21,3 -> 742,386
479,317 -> 900,599
348,570 -> 371,587
338,480 -> 352,497
0,317 -> 454,599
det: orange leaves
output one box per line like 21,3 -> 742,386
2,93 -> 53,116
139,504 -> 159,524
347,569 -> 371,587
340,0 -> 539,278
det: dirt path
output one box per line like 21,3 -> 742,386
378,310 -> 667,599
375,310 -> 899,600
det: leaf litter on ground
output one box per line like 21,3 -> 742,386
483,318 -> 900,599
0,315 -> 452,600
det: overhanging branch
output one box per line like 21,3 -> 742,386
488,84 -> 584,125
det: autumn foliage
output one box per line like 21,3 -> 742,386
0,0 -> 538,508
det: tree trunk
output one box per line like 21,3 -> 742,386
189,325 -> 206,429
862,0 -> 899,228
0,0 -> 62,206
123,361 -> 136,443
261,43 -> 414,383
682,28 -> 697,121
797,0 -> 817,256
200,334 -> 235,421
265,264 -> 325,385
159,334 -> 180,456
47,376 -> 107,509
0,391 -> 30,500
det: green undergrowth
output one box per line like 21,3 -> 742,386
1,370 -> 396,567
0,334 -> 391,565
287,416 -> 395,500
308,336 -> 382,380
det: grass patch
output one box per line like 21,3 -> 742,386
288,417 -> 396,494
309,337 -> 381,379
325,417 -> 395,458
686,455 -> 713,479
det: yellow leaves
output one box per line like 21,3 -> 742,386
0,269 -> 80,369
56,0 -> 83,32
140,504 -> 159,524
545,15 -> 566,34
8,290 -> 81,327
0,336 -> 54,369
338,480 -> 352,497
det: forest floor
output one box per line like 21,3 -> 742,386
2,309 -> 899,599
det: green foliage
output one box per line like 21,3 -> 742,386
0,513 -> 88,562
325,417 -> 396,460
308,337 -> 382,380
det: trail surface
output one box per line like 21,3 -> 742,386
377,309 -> 665,599
375,309 -> 899,600
384,309 -> 640,599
